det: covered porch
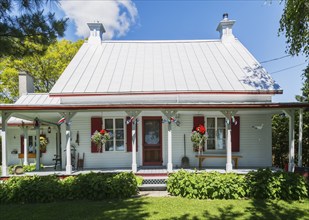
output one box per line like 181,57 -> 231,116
1,102 -> 307,177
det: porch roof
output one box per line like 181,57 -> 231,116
0,102 -> 308,111
49,39 -> 282,96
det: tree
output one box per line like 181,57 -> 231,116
279,0 -> 309,58
0,39 -> 83,103
0,0 -> 68,58
272,0 -> 309,167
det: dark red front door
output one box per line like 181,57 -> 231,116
142,117 -> 162,166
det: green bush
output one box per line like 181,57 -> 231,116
0,175 -> 60,203
167,169 -> 308,200
245,168 -> 308,200
71,172 -> 138,200
0,172 -> 139,204
167,170 -> 247,199
8,163 -> 42,174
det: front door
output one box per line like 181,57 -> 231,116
142,117 -> 162,166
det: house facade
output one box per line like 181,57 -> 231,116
1,14 -> 307,176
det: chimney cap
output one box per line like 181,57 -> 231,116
87,22 -> 106,33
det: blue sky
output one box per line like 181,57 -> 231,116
57,0 -> 307,102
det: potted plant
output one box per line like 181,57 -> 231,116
91,129 -> 112,152
191,124 -> 207,154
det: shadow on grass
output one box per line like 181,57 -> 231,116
0,198 -> 151,220
246,200 -> 308,220
163,199 -> 308,220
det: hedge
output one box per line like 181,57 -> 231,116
167,168 -> 308,200
0,172 -> 139,204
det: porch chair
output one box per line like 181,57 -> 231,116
77,152 -> 85,170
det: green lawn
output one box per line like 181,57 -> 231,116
1,197 -> 308,220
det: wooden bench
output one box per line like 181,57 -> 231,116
18,153 -> 37,163
195,154 -> 242,169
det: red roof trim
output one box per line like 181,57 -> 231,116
0,103 -> 308,111
49,90 -> 283,97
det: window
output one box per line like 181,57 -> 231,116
104,118 -> 125,151
206,117 -> 226,150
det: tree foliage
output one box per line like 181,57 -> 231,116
279,0 -> 309,58
0,39 -> 83,103
0,0 -> 68,58
272,0 -> 309,168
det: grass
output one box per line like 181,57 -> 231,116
0,197 -> 308,220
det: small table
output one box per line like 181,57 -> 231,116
196,154 -> 242,169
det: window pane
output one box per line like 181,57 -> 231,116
116,119 -> 124,128
105,140 -> 114,151
116,141 -> 125,151
217,118 -> 225,128
116,130 -> 124,139
207,129 -> 215,138
105,119 -> 113,130
207,139 -> 215,150
207,118 -> 215,128
217,129 -> 226,149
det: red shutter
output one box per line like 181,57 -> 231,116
127,117 -> 138,152
91,117 -> 102,153
193,116 -> 205,151
231,116 -> 240,152
193,116 -> 205,128
20,135 -> 24,154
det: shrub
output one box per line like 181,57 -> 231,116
0,172 -> 139,204
245,168 -> 308,200
8,163 -> 42,174
167,170 -> 247,199
1,175 -> 61,203
167,169 -> 308,200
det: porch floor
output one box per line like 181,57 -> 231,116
4,166 -> 281,177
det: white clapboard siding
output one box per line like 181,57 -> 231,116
6,111 -> 273,169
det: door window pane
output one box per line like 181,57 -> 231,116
144,120 -> 160,144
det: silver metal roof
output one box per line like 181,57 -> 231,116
50,39 -> 281,96
15,94 -> 60,105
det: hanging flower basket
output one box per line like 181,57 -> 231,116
191,124 -> 207,154
91,129 -> 112,152
40,135 -> 49,153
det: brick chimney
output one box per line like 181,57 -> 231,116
19,72 -> 34,97
87,22 -> 106,44
216,13 -> 236,43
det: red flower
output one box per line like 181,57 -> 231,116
100,129 -> 106,135
197,125 -> 206,134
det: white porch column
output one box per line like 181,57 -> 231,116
298,109 -> 303,167
167,122 -> 173,172
23,126 -> 29,166
35,123 -> 40,171
60,112 -> 76,175
65,122 -> 72,174
285,110 -> 295,172
1,112 -> 11,176
226,124 -> 233,172
132,121 -> 137,173
221,111 -> 236,172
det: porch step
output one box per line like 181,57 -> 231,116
138,176 -> 167,191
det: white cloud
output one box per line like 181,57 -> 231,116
60,0 -> 138,40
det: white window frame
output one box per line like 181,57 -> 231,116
103,117 -> 126,152
206,117 -> 226,151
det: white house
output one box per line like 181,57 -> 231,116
1,14 -> 307,176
